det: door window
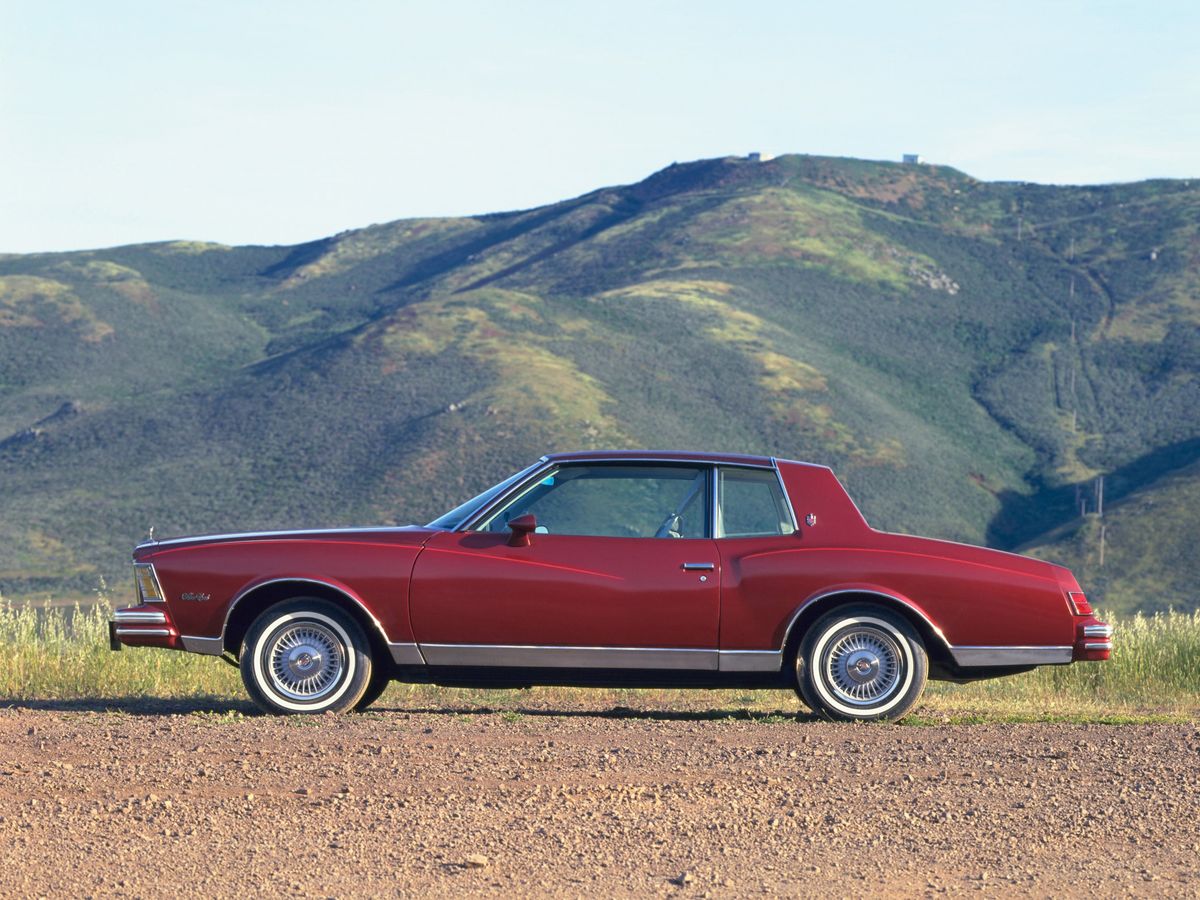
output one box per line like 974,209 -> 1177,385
479,464 -> 709,538
717,467 -> 795,538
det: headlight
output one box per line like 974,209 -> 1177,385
134,563 -> 165,604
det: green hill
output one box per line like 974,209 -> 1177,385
1024,455 -> 1200,615
1,154 -> 1197,612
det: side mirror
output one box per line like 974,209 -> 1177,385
507,513 -> 538,547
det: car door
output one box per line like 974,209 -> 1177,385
409,462 -> 720,669
713,464 -> 803,671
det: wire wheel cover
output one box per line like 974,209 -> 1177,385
823,626 -> 903,707
265,622 -> 346,702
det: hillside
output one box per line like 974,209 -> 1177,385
1,153 -> 1197,612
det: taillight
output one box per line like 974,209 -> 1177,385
134,563 -> 165,604
1066,591 -> 1092,615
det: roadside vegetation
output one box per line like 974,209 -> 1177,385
1,596 -> 1196,723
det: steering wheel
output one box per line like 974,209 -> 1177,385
654,513 -> 683,539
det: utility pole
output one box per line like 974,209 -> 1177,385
1099,524 -> 1107,567
1017,216 -> 1023,241
1096,475 -> 1104,518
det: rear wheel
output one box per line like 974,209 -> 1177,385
795,605 -> 927,722
240,598 -> 372,715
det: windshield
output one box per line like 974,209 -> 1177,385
426,460 -> 545,530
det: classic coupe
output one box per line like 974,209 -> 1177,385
111,451 -> 1112,721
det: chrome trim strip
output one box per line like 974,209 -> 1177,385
710,465 -> 721,540
388,642 -> 426,666
113,609 -> 167,623
718,649 -> 783,672
1083,624 -> 1113,639
137,526 -> 419,550
179,634 -> 224,655
1084,641 -> 1113,652
781,589 -> 953,656
419,643 -> 718,670
222,577 -> 393,651
769,457 -> 800,533
682,562 -> 715,571
950,645 -> 1073,666
115,627 -> 171,637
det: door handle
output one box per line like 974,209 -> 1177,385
681,562 -> 715,571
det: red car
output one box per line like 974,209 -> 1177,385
111,450 -> 1112,721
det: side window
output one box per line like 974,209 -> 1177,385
479,464 -> 708,538
718,468 -> 795,538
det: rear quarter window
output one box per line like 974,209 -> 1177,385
718,468 -> 795,538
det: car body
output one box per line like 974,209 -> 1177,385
111,450 -> 1112,720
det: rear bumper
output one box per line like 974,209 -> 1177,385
1074,621 -> 1113,661
109,606 -> 181,651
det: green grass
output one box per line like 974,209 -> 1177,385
2,596 -> 1196,723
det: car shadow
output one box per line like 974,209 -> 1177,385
373,704 -> 819,723
2,698 -> 816,722
0,696 -> 257,716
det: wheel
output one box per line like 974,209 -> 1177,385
795,605 -> 928,722
240,598 -> 373,715
353,664 -> 392,711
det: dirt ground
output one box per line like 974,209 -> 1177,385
0,698 -> 1197,897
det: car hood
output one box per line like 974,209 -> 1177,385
133,525 -> 439,559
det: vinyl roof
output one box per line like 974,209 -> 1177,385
544,449 -> 817,468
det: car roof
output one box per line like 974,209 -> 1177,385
544,449 -> 821,469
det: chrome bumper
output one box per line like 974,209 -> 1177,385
109,607 -> 175,650
1082,623 -> 1113,652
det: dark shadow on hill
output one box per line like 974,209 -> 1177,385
259,237 -> 338,279
371,704 -> 816,723
374,196 -> 596,296
987,436 -> 1200,550
1,696 -> 256,716
452,195 -> 650,293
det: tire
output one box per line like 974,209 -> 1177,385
240,598 -> 373,715
795,605 -> 928,723
353,664 -> 392,711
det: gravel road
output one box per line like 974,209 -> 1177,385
1,699 -> 1197,897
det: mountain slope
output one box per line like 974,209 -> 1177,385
1,154 -> 1197,611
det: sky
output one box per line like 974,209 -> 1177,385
2,0 -> 1198,253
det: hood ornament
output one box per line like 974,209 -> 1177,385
148,525 -> 156,543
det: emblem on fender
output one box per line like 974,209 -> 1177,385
179,592 -> 211,602
805,513 -> 817,526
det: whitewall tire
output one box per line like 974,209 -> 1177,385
240,599 -> 373,715
796,606 -> 928,722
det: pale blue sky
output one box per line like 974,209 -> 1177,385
2,0 -> 1197,253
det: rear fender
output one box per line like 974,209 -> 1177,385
780,585 -> 954,666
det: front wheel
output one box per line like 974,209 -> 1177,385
240,599 -> 373,714
795,605 -> 928,722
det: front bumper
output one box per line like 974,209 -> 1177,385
109,605 -> 180,650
